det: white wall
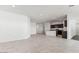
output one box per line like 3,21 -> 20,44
67,6 -> 78,39
44,23 -> 50,31
31,22 -> 37,34
36,23 -> 44,34
68,17 -> 77,39
0,10 -> 31,42
76,21 -> 79,35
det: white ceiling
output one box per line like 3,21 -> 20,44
0,5 -> 69,23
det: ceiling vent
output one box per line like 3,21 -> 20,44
69,5 -> 75,7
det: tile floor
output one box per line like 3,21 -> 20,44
0,34 -> 79,53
